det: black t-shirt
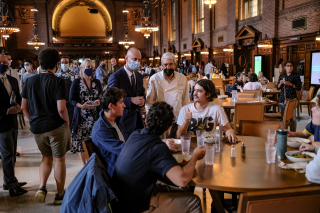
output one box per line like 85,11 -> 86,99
112,128 -> 179,213
232,80 -> 243,92
21,72 -> 67,134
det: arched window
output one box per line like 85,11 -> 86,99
242,0 -> 263,20
196,0 -> 204,34
171,0 -> 176,41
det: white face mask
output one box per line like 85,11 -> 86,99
61,64 -> 69,72
128,59 -> 140,71
25,65 -> 31,72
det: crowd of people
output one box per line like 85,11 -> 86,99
0,46 -> 319,213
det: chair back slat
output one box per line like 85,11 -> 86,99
284,99 -> 296,122
237,93 -> 255,98
237,186 -> 320,213
234,103 -> 264,131
239,120 -> 282,138
82,138 -> 96,163
211,78 -> 223,88
243,90 -> 262,98
266,82 -> 275,89
308,86 -> 315,101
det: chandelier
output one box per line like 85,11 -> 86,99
135,1 -> 158,39
27,4 -> 45,50
119,10 -> 135,49
0,0 -> 20,46
204,0 -> 217,8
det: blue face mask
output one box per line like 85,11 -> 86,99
0,64 -> 8,74
101,64 -> 106,68
84,68 -> 93,76
128,60 -> 140,71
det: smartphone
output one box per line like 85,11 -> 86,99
87,101 -> 93,105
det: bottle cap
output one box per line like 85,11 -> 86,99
276,129 -> 287,135
241,142 -> 245,146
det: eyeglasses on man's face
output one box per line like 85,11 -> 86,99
286,65 -> 293,67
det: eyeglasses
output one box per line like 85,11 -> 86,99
286,65 -> 293,67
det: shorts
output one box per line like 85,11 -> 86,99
33,124 -> 72,158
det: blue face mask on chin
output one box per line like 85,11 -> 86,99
0,64 -> 8,74
101,64 -> 106,68
84,68 -> 93,76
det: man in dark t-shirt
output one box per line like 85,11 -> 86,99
112,102 -> 205,213
21,48 -> 71,205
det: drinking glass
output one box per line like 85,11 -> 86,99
180,135 -> 191,155
205,143 -> 215,165
266,129 -> 276,145
214,129 -> 221,152
196,130 -> 206,147
265,142 -> 276,164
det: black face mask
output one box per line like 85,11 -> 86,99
164,69 -> 174,77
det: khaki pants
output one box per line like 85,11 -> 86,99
143,192 -> 203,213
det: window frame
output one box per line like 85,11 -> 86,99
242,0 -> 263,20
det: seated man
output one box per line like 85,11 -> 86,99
112,102 -> 205,213
92,88 -> 175,177
288,94 -> 320,144
175,79 -> 238,142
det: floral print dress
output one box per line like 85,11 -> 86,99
71,79 -> 99,153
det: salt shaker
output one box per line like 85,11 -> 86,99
241,143 -> 246,157
230,145 -> 236,158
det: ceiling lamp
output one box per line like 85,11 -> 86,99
223,48 -> 233,52
0,0 -> 20,46
119,10 -> 135,49
204,0 -> 217,8
316,31 -> 320,41
27,2 -> 45,50
201,52 -> 209,54
135,1 -> 159,38
257,43 -> 272,48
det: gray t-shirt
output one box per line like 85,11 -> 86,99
21,72 -> 37,84
110,122 -> 125,142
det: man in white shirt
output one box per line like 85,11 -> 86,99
3,53 -> 20,92
204,59 -> 213,79
175,79 -> 237,142
146,52 -> 190,120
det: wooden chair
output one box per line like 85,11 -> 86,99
266,82 -> 275,89
264,99 -> 297,130
17,112 -> 25,129
237,186 -> 320,213
232,78 -> 236,85
211,78 -> 223,88
82,138 -> 98,163
243,89 -> 262,98
232,102 -> 264,134
237,93 -> 255,98
219,87 -> 225,96
296,90 -> 302,120
239,120 -> 282,137
298,86 -> 315,116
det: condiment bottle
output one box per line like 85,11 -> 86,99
230,145 -> 236,158
241,143 -> 246,157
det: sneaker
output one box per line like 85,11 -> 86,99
53,191 -> 65,205
35,186 -> 47,203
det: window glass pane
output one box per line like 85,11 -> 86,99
197,0 -> 204,33
244,1 -> 248,19
249,0 -> 258,17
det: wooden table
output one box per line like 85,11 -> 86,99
212,98 -> 278,120
263,90 -> 281,103
189,136 -> 313,193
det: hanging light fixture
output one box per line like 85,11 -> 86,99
316,32 -> 320,41
204,0 -> 217,8
27,1 -> 45,50
119,10 -> 135,49
135,1 -> 159,38
0,0 -> 20,46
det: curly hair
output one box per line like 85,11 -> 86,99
146,102 -> 174,135
195,79 -> 215,101
249,73 -> 258,82
39,48 -> 60,70
100,87 -> 126,112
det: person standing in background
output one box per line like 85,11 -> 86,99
107,47 -> 145,140
95,60 -> 108,81
21,60 -> 37,90
205,59 -> 213,79
108,58 -> 120,75
3,52 -> 19,88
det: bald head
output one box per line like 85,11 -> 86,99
125,47 -> 141,72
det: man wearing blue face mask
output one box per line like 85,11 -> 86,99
108,47 -> 145,140
95,59 -> 108,81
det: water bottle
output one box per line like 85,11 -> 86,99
232,90 -> 237,102
276,129 -> 287,160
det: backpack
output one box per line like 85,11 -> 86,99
226,85 -> 233,93
297,62 -> 304,76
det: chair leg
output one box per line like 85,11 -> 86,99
300,105 -> 302,113
22,114 -> 25,126
297,106 -> 300,121
307,105 -> 311,116
19,116 -> 23,129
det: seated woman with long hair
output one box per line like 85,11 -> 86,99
243,73 -> 263,90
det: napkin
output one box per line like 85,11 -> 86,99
278,161 -> 308,173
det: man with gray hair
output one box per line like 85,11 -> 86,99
146,52 -> 190,120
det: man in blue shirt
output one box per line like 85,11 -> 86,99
95,60 -> 108,81
92,87 -> 126,177
112,102 -> 205,213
